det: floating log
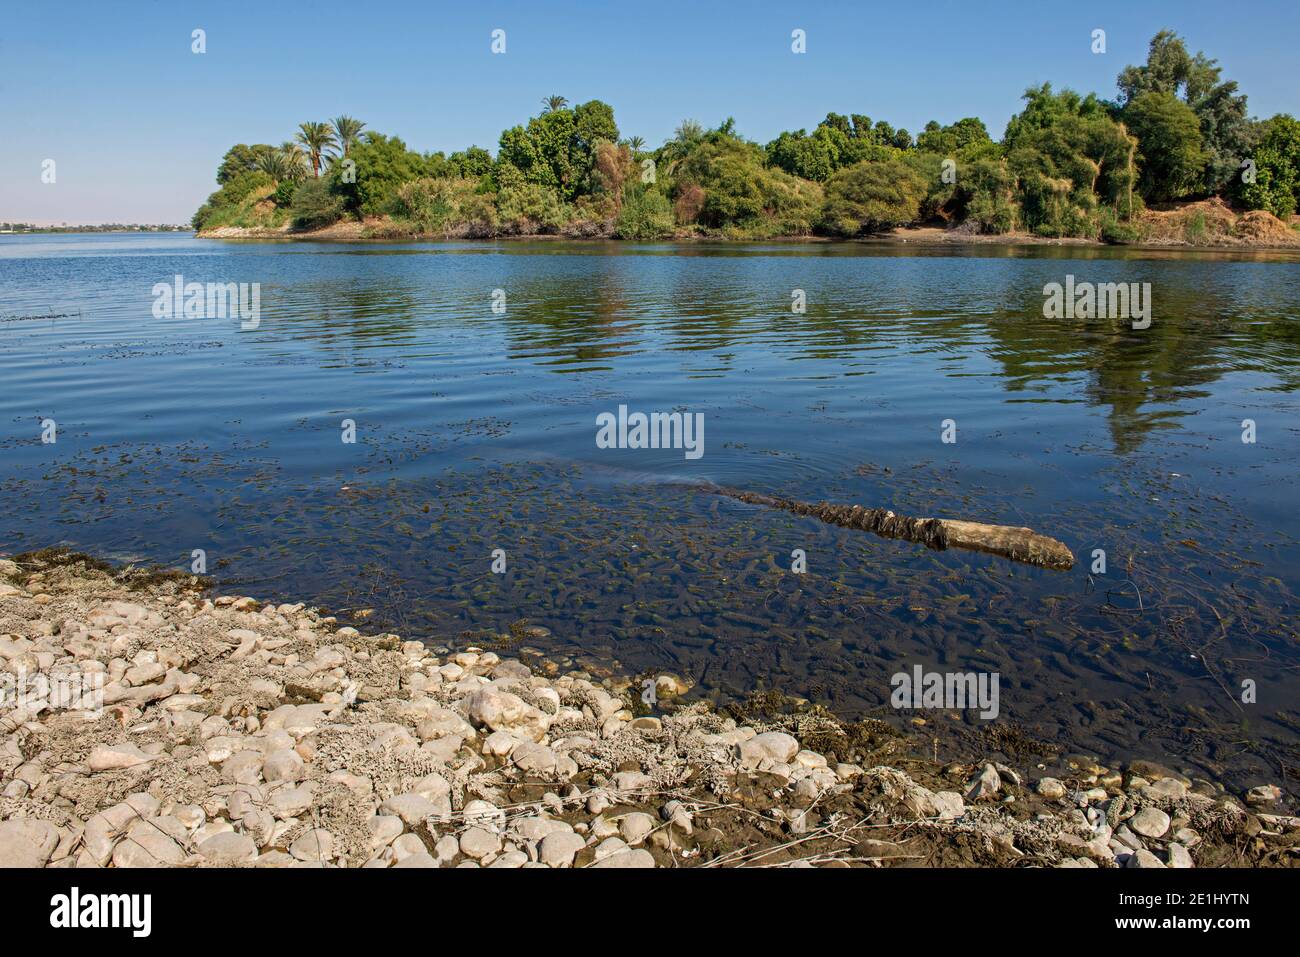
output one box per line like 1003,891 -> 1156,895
696,485 -> 1074,571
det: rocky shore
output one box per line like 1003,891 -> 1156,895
1,550 -> 1294,869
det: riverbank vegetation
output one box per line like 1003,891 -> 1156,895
192,32 -> 1300,244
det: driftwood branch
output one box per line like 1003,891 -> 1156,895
696,485 -> 1074,571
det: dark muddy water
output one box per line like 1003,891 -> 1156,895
2,232 -> 1297,789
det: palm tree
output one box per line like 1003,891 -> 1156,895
279,142 -> 310,181
541,95 -> 568,114
258,150 -> 292,182
657,121 -> 706,176
295,122 -> 337,177
626,135 -> 646,153
674,119 -> 704,144
332,115 -> 366,156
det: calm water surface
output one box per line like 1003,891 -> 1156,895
2,233 -> 1297,788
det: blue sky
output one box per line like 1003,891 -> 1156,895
2,0 -> 1297,224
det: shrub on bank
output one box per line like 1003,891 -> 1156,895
391,177 -> 497,235
496,180 -> 568,233
817,157 -> 927,236
615,185 -> 674,239
290,178 -> 345,230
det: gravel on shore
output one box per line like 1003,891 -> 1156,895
1,550 -> 1295,869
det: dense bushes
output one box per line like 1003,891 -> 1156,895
958,159 -> 1021,233
192,170 -> 276,231
1240,114 -> 1300,218
289,178 -> 344,229
1123,92 -> 1206,202
817,157 -> 928,236
194,31 -> 1293,242
999,85 -> 1140,238
615,185 -> 674,239
391,178 -> 496,234
496,179 -> 567,232
330,133 -> 429,217
665,133 -> 821,236
496,100 -> 618,201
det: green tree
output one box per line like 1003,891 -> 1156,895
765,129 -> 837,182
817,157 -> 927,235
257,150 -> 293,182
1240,114 -> 1300,218
675,120 -> 705,144
296,122 -> 338,177
916,117 -> 993,156
331,132 -> 430,215
1003,84 -> 1139,236
684,144 -> 767,225
332,116 -> 366,156
289,176 -> 344,228
278,142 -> 310,179
216,144 -> 274,185
1116,31 -> 1252,194
1123,92 -> 1206,201
542,95 -> 569,114
766,111 -> 916,182
496,100 -> 618,201
615,184 -> 674,239
448,146 -> 494,180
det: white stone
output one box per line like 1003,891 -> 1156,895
0,819 -> 61,867
1036,777 -> 1067,800
1130,807 -> 1171,839
1167,842 -> 1194,868
592,848 -> 656,868
620,812 -> 657,846
197,831 -> 258,864
459,827 -> 503,860
539,830 -> 587,867
738,732 -> 799,768
87,743 -> 155,772
289,828 -> 334,862
379,793 -> 437,826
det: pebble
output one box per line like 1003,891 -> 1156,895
87,743 -> 156,772
1126,848 -> 1166,868
619,812 -> 657,845
966,764 -> 1001,801
1035,777 -> 1067,800
1130,807 -> 1171,839
197,831 -> 258,864
459,827 -> 503,860
592,848 -> 656,868
738,731 -> 799,768
1142,778 -> 1188,800
1166,842 -> 1194,868
1245,784 -> 1282,806
539,831 -> 587,867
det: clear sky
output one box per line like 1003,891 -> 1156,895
2,0 -> 1297,224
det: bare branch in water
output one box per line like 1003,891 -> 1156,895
694,484 -> 1075,571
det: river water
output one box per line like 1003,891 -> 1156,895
2,232 -> 1297,789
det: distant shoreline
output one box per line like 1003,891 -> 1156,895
5,221 -> 1295,254
193,219 -> 1300,253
